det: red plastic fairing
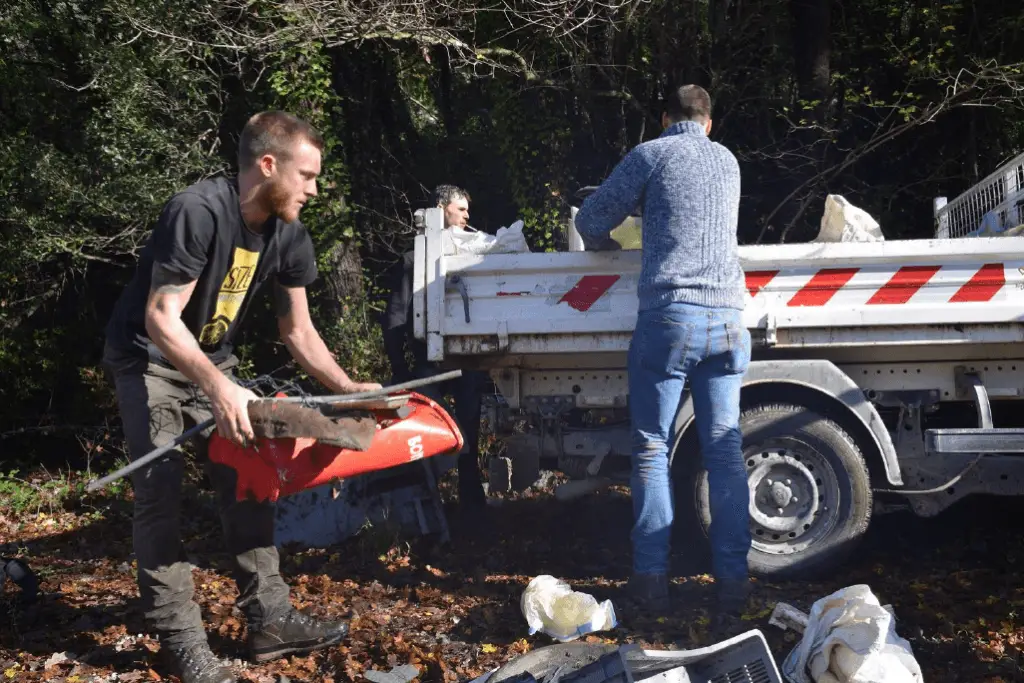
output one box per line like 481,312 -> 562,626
207,392 -> 464,502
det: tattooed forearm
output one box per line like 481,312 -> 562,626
150,263 -> 192,295
274,283 -> 294,318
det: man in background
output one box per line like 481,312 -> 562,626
436,184 -> 470,228
381,184 -> 488,510
573,85 -> 752,625
103,111 -> 381,683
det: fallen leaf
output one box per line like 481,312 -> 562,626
44,652 -> 73,669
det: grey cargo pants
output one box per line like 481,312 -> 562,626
102,345 -> 292,648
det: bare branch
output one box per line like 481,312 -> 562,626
114,0 -> 653,84
0,278 -> 65,332
753,60 -> 1024,244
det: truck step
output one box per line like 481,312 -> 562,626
925,428 -> 1024,455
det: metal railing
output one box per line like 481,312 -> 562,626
935,151 -> 1024,238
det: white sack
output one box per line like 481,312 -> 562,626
782,584 -> 922,683
441,220 -> 531,255
814,195 -> 884,243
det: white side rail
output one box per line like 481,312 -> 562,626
415,209 -> 1024,361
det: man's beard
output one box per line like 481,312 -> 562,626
267,180 -> 297,223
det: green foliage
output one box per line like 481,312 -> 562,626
262,40 -> 386,385
0,470 -> 69,516
1,0 -> 1023,469
492,91 -> 574,251
317,296 -> 392,383
0,466 -> 131,516
0,0 -> 227,444
268,41 -> 354,244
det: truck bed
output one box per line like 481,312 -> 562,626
414,219 -> 1024,366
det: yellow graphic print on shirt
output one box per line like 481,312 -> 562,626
199,247 -> 261,347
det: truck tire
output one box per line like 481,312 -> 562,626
689,403 -> 872,579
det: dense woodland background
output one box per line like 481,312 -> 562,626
2,0 -> 1023,470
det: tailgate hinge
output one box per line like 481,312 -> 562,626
763,312 -> 777,346
497,320 -> 509,352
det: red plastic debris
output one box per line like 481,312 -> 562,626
208,392 -> 464,502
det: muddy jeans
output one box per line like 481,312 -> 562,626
102,345 -> 292,648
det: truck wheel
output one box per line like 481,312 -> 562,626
690,403 -> 872,579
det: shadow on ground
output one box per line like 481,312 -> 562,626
4,487 -> 1024,681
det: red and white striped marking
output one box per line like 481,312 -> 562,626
543,262 -> 1016,311
746,262 -> 1010,307
557,274 -> 622,312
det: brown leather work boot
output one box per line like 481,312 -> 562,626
163,641 -> 237,683
623,572 -> 671,615
247,609 -> 349,663
710,578 -> 753,639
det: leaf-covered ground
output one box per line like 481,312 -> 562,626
2,475 -> 1024,683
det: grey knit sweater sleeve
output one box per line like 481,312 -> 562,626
574,121 -> 745,311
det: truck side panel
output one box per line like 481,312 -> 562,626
416,209 -> 1024,361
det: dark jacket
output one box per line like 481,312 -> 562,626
380,251 -> 428,383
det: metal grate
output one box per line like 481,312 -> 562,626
707,659 -> 774,683
935,151 -> 1024,239
688,633 -> 781,683
626,631 -> 783,683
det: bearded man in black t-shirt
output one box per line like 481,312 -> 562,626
103,111 -> 381,683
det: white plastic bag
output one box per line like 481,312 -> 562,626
494,220 -> 531,253
442,226 -> 490,255
814,195 -> 884,243
782,584 -> 922,683
520,575 -> 617,642
441,220 -> 531,255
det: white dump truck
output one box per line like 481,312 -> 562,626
410,151 -> 1024,579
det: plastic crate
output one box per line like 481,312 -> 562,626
472,629 -> 782,683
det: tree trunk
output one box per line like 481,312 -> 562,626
319,240 -> 365,318
790,0 -> 831,104
434,46 -> 458,138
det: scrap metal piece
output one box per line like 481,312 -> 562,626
248,400 -> 376,450
768,602 -> 810,634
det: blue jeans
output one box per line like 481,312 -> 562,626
627,302 -> 752,581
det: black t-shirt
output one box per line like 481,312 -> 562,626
105,175 -> 318,367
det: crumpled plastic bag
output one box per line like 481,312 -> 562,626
610,215 -> 642,250
520,575 -> 617,642
782,584 -> 923,683
813,195 -> 884,243
442,220 -> 532,255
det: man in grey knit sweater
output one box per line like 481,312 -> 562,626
574,85 -> 752,619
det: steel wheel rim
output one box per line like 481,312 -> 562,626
744,438 -> 841,555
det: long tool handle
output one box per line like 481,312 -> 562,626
85,418 -> 214,493
270,369 -> 464,405
85,369 -> 465,493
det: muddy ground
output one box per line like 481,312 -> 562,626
2,473 -> 1023,682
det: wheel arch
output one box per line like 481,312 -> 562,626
669,359 -> 902,487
